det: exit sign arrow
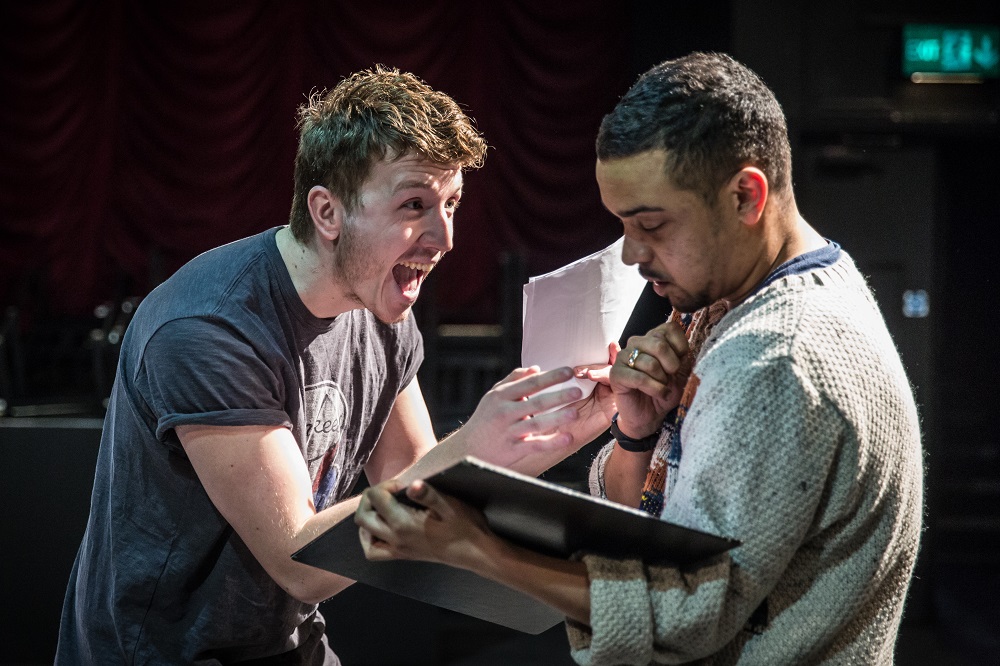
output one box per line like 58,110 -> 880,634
973,34 -> 999,70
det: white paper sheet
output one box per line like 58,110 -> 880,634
521,236 -> 647,402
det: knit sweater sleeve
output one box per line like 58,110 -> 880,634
568,350 -> 844,665
588,440 -> 615,499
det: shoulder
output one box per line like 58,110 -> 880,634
698,253 -> 907,411
130,230 -> 276,329
710,254 -> 879,355
160,230 -> 277,307
123,230 -> 288,358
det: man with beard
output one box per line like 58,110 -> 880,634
56,66 -> 611,665
355,53 -> 923,665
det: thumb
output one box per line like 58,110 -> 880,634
608,341 -> 621,365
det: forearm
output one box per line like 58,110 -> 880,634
279,495 -> 363,604
602,445 -> 654,508
395,431 -> 466,484
357,480 -> 592,624
462,531 -> 592,625
503,440 -> 591,477
179,424 -> 358,605
399,426 -> 580,482
569,552 -> 737,664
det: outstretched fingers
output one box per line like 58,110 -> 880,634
512,400 -> 579,438
483,365 -> 583,425
491,365 -> 541,389
492,366 -> 575,401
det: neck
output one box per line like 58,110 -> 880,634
724,201 -> 826,307
768,208 -> 827,270
275,226 -> 357,319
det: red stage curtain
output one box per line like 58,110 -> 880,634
0,1 -> 628,323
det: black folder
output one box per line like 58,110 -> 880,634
292,456 -> 739,634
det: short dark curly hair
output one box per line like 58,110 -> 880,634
288,66 -> 487,242
596,52 -> 791,203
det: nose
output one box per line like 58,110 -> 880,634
422,205 -> 454,254
621,233 -> 651,267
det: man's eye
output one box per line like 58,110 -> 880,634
446,199 -> 461,210
403,200 -> 423,210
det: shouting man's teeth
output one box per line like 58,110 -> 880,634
399,261 -> 434,273
392,261 -> 435,299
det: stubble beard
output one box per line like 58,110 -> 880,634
670,208 -> 727,313
332,217 -> 410,324
669,291 -> 714,314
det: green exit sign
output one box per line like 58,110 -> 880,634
903,24 -> 1000,81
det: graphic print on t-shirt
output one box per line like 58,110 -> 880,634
304,380 -> 349,511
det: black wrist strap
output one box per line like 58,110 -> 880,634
610,413 -> 660,452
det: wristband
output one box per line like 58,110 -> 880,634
610,413 -> 660,452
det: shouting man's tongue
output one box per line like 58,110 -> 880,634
392,261 -> 431,300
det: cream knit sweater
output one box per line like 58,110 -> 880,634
572,254 -> 923,665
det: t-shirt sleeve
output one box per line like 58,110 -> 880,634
136,316 -> 293,444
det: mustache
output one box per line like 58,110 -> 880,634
638,267 -> 668,282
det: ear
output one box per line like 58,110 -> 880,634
729,167 -> 768,227
307,186 -> 345,243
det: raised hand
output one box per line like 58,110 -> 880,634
609,320 -> 690,438
439,366 -> 585,473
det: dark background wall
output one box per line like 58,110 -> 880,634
1,1 -> 998,664
732,4 -> 999,664
0,1 -> 630,327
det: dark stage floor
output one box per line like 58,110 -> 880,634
315,584 -> 986,666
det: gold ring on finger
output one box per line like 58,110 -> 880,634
626,348 -> 641,368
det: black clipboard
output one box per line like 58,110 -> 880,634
292,457 -> 739,634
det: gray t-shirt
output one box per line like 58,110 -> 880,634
57,227 -> 423,665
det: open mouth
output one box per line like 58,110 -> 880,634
639,269 -> 670,292
648,277 -> 671,297
391,260 -> 435,300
